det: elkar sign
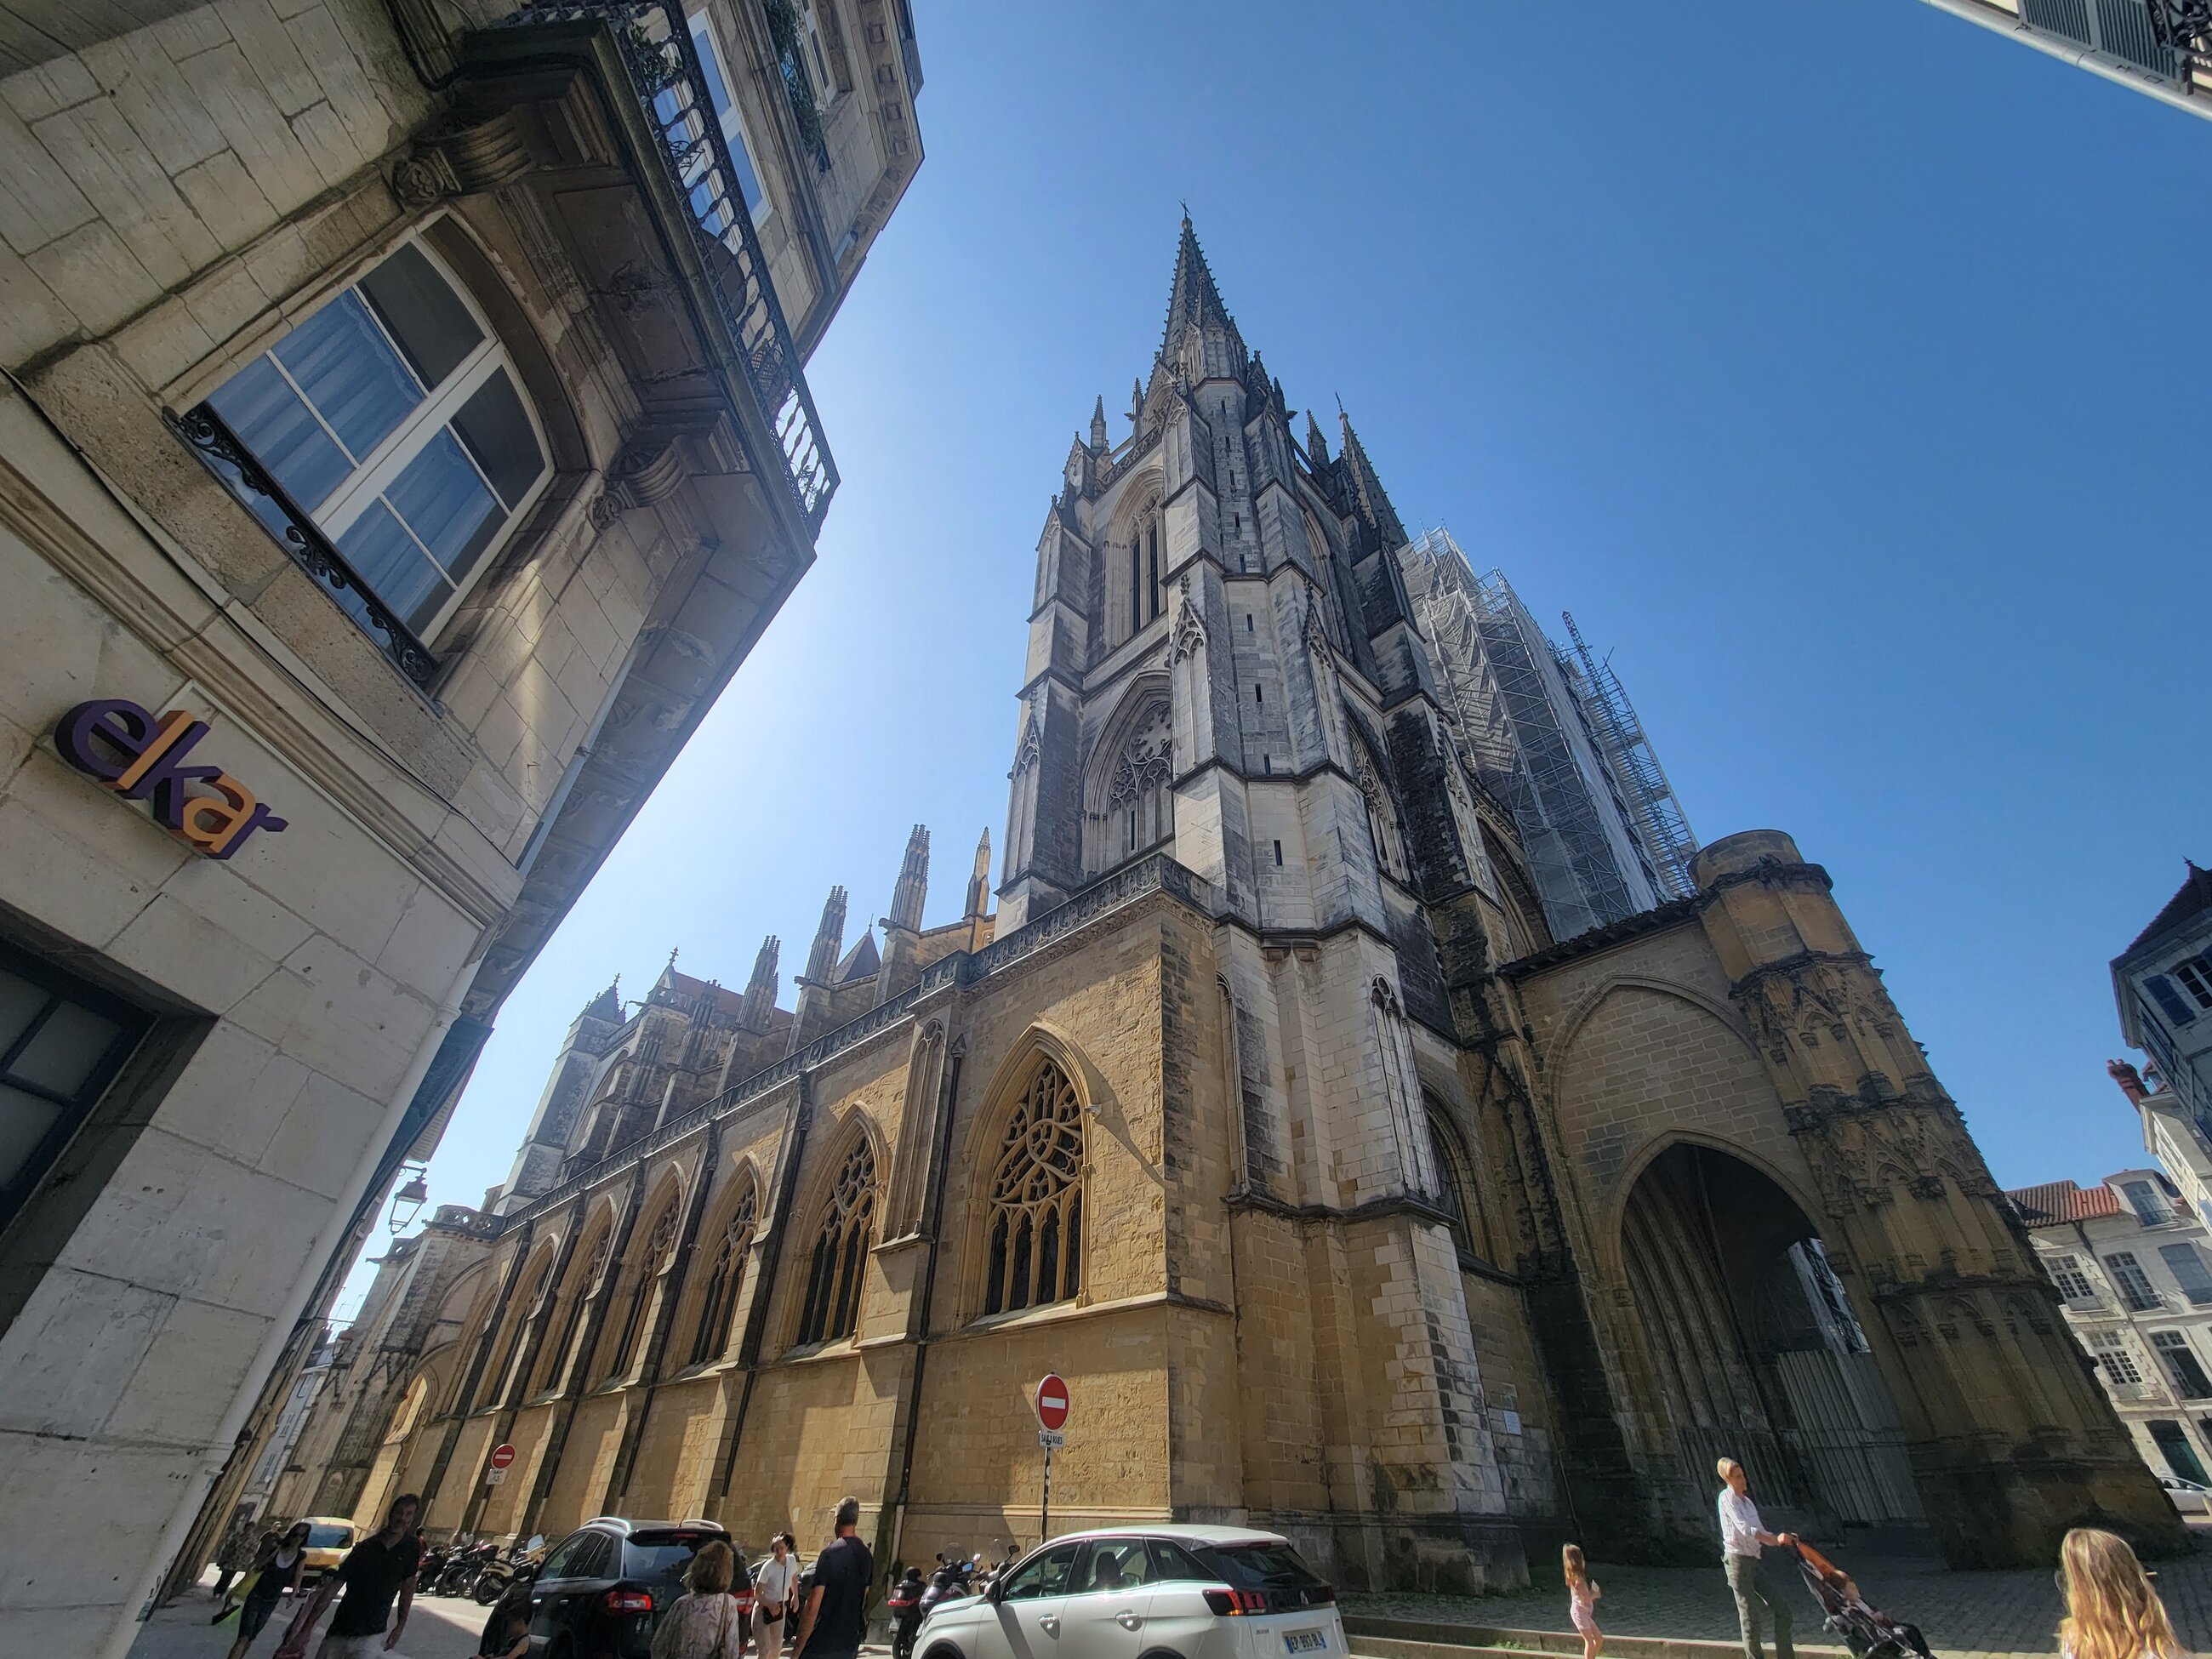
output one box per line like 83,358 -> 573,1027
54,698 -> 289,861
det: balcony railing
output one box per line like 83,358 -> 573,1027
2022,0 -> 2181,77
503,0 -> 837,534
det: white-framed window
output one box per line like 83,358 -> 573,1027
2153,1331 -> 2212,1400
2123,1179 -> 2175,1227
2175,955 -> 2212,1011
2091,1329 -> 2144,1387
686,10 -> 772,226
2161,1242 -> 2212,1306
2048,1252 -> 2099,1303
2107,1251 -> 2164,1312
799,0 -> 839,104
206,238 -> 550,643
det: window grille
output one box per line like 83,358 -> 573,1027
690,1185 -> 759,1365
2124,1179 -> 2175,1227
796,1138 -> 875,1344
2107,1251 -> 2164,1312
2048,1253 -> 2099,1303
2092,1329 -> 2145,1386
2161,1243 -> 2212,1306
2154,1331 -> 2212,1400
983,1059 -> 1085,1315
609,1202 -> 680,1377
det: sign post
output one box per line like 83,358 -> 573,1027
487,1443 -> 516,1486
1033,1375 -> 1069,1543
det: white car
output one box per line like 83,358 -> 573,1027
918,1525 -> 1345,1659
2160,1474 -> 2210,1514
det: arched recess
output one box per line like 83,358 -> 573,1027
1107,477 -> 1167,646
479,1240 -> 557,1410
684,1165 -> 763,1367
1344,713 -> 1411,884
533,1202 -> 617,1395
356,1373 -> 432,1530
1083,675 -> 1174,877
1479,820 -> 1551,959
1422,1092 -> 1492,1264
598,1170 -> 687,1381
791,1115 -> 883,1348
1618,1140 -> 1923,1530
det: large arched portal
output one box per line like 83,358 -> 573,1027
1622,1143 -> 1922,1529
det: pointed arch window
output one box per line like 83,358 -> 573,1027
482,1255 -> 551,1409
983,1058 -> 1085,1315
536,1227 -> 610,1394
1103,699 -> 1172,869
608,1200 -> 680,1379
1423,1096 -> 1486,1263
1126,502 -> 1164,639
690,1184 -> 759,1365
797,1139 -> 876,1345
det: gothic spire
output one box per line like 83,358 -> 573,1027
1090,396 -> 1109,453
1129,377 -> 1144,430
965,828 -> 992,919
888,825 -> 930,932
1160,214 -> 1237,355
804,888 -> 847,983
1337,408 -> 1407,550
581,976 -> 622,1023
739,935 -> 778,1029
1304,412 -> 1329,465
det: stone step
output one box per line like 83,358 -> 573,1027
1344,1619 -> 1855,1659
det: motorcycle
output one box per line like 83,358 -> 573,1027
436,1540 -> 498,1598
470,1536 -> 545,1606
888,1567 -> 927,1659
917,1550 -> 978,1626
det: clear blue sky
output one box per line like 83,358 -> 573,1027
349,1 -> 2210,1304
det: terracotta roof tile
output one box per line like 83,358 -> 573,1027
2006,1180 -> 2124,1225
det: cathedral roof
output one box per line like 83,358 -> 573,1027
834,931 -> 880,983
665,967 -> 750,1016
1161,214 -> 1237,353
2005,1179 -> 2123,1226
2124,859 -> 2212,957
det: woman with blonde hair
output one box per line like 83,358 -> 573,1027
2057,1527 -> 2186,1659
651,1539 -> 746,1659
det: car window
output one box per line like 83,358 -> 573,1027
1145,1540 -> 1213,1583
539,1533 -> 588,1579
1198,1543 -> 1327,1592
305,1525 -> 352,1549
625,1531 -> 721,1584
999,1543 -> 1080,1601
1075,1541 -> 1151,1593
578,1534 -> 620,1581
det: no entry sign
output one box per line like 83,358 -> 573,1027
490,1442 -> 517,1470
1034,1374 -> 1069,1432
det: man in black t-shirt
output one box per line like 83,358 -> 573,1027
792,1495 -> 874,1659
277,1493 -> 421,1657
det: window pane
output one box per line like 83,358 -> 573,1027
336,499 -> 449,633
381,429 -> 503,590
0,971 -> 48,1055
206,356 -> 355,510
8,1001 -> 124,1097
689,17 -> 767,214
453,371 -> 545,510
271,291 -> 422,462
359,243 -> 482,391
0,1082 -> 66,1192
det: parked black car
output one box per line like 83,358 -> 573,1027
528,1517 -> 744,1659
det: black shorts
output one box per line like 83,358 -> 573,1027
238,1593 -> 282,1641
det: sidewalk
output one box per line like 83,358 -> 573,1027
128,1588 -> 490,1659
1344,1541 -> 2212,1659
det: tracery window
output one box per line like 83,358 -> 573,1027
796,1138 -> 876,1345
1126,502 -> 1164,638
482,1256 -> 550,1409
607,1200 -> 680,1378
536,1226 -> 611,1394
689,1184 -> 760,1365
1106,700 -> 1173,863
983,1059 -> 1085,1315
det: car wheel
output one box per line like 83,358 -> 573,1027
922,1643 -> 964,1659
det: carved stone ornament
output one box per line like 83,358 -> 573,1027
391,146 -> 462,209
1012,696 -> 1043,778
1105,700 -> 1173,811
1169,576 -> 1207,664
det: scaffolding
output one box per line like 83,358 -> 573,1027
1559,610 -> 1699,902
1399,529 -> 1656,941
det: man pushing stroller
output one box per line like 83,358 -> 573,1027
1715,1457 -> 1934,1659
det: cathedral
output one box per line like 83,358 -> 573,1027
268,221 -> 2177,1589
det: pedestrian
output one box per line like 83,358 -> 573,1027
214,1509 -> 262,1600
225,1522 -> 312,1659
1562,1543 -> 1602,1659
2056,1526 -> 2186,1659
478,1601 -> 532,1659
274,1492 -> 421,1658
755,1531 -> 801,1659
215,1533 -> 281,1622
1714,1457 -> 1794,1659
648,1539 -> 745,1659
790,1497 -> 873,1659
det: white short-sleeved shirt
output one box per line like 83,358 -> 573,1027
1719,1487 -> 1765,1559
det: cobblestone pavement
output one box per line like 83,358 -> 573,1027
1344,1541 -> 2212,1659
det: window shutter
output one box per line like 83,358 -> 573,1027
2148,974 -> 2198,1026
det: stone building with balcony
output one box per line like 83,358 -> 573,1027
0,0 -> 920,1651
2010,1169 -> 2212,1495
256,221 -> 2177,1601
1918,0 -> 2212,122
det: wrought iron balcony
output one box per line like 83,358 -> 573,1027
499,0 -> 839,535
2021,0 -> 2186,79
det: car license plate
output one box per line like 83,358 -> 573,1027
1284,1632 -> 1327,1655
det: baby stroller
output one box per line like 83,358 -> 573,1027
1793,1541 -> 1936,1659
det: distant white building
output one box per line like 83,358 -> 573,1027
2114,862 -> 2212,1150
2010,1169 -> 2212,1491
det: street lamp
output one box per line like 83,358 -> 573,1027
388,1166 -> 429,1236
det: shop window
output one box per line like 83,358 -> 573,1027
0,944 -> 151,1227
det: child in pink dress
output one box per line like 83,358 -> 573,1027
1563,1543 -> 1603,1659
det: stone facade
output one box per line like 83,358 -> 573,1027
271,222 -> 2178,1604
0,2 -> 920,1653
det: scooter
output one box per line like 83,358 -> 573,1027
888,1567 -> 927,1659
436,1539 -> 498,1598
470,1536 -> 544,1605
917,1551 -> 977,1624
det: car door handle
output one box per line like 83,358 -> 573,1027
1116,1611 -> 1142,1630
1040,1616 -> 1060,1635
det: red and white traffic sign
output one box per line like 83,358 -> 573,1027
490,1442 -> 517,1470
1034,1374 -> 1069,1432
